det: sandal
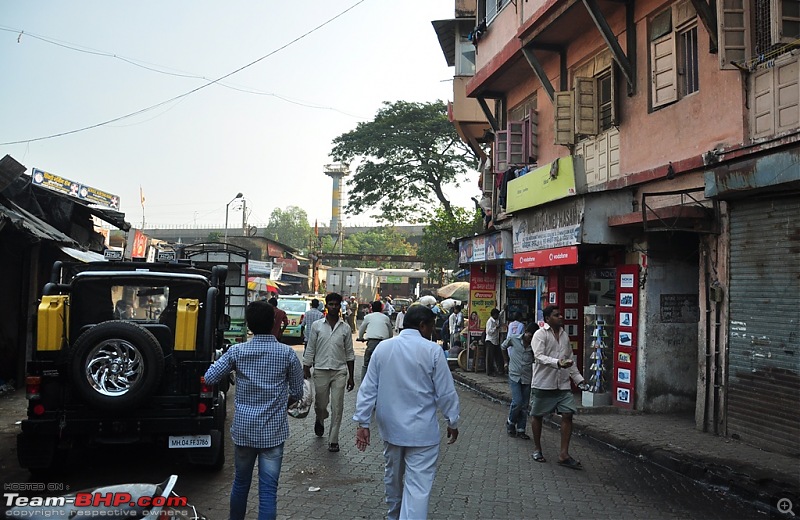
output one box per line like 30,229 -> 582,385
557,457 -> 582,470
328,443 -> 340,452
531,451 -> 546,463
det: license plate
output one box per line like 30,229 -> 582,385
168,435 -> 211,448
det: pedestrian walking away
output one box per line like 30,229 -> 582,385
203,300 -> 304,520
394,305 -> 406,333
501,322 -> 538,439
530,305 -> 589,468
506,312 -> 525,339
268,297 -> 289,340
353,305 -> 460,520
357,300 -> 394,379
303,292 -> 355,453
448,305 -> 464,354
484,308 -> 503,376
300,298 -> 325,353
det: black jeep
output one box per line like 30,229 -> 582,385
17,258 -> 229,472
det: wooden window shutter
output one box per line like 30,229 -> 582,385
528,109 -> 539,161
751,69 -> 775,138
610,64 -> 619,126
494,130 -> 509,173
575,77 -> 599,135
718,0 -> 750,70
508,120 -> 526,166
554,91 -> 575,145
772,0 -> 800,45
651,32 -> 678,108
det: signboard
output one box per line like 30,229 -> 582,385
458,230 -> 513,264
274,257 -> 298,272
506,156 -> 577,213
130,230 -> 148,259
512,198 -> 584,252
31,168 -> 120,209
513,246 -> 578,269
469,265 -> 496,336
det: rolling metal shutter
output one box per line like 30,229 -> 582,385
727,196 -> 800,454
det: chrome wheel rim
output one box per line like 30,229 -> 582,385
84,339 -> 144,396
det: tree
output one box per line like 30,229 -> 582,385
207,231 -> 222,241
330,101 -> 476,224
263,207 -> 311,251
419,206 -> 482,282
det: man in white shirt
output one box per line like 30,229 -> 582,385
353,305 -> 460,520
357,300 -> 394,378
393,305 -> 406,334
448,305 -> 464,351
530,305 -> 588,468
303,293 -> 355,453
485,308 -> 503,376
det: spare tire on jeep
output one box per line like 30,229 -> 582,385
69,321 -> 165,410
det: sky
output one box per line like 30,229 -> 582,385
0,1 -> 474,231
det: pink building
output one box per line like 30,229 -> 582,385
435,0 -> 799,454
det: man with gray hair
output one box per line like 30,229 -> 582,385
353,305 -> 460,520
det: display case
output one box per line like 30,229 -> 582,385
582,305 -> 615,407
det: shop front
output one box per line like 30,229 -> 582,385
455,230 -> 513,373
507,159 -> 632,405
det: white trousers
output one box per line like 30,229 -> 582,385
383,442 -> 439,520
312,368 -> 347,444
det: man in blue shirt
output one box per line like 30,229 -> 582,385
204,300 -> 304,520
353,305 -> 460,520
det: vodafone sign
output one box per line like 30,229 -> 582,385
513,246 -> 578,269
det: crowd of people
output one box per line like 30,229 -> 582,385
204,290 -> 590,519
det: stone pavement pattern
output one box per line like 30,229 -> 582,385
451,367 -> 800,513
0,340 -> 782,519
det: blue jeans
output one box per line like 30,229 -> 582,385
230,443 -> 284,520
507,378 -> 531,433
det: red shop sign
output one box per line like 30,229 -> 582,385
513,246 -> 578,269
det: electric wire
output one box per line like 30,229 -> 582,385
0,26 -> 367,120
0,0 -> 367,146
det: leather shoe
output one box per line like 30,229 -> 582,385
314,421 -> 324,437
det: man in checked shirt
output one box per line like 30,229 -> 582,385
204,300 -> 304,520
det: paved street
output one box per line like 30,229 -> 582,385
1,342 -> 760,519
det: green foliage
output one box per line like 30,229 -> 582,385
419,206 -> 482,282
207,231 -> 222,241
330,100 -> 476,223
263,207 -> 311,251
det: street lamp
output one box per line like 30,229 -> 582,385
224,192 -> 243,242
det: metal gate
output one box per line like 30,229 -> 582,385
727,196 -> 800,454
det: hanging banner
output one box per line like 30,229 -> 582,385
614,265 -> 639,410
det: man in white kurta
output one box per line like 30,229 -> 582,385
353,306 -> 460,520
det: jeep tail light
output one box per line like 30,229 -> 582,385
26,376 -> 41,400
197,402 -> 208,414
199,377 -> 213,398
33,404 -> 46,415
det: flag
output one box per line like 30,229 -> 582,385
139,186 -> 145,208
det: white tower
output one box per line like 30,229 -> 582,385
324,163 -> 350,234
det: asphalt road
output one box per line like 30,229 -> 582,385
1,342 -> 760,519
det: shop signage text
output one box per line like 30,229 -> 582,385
513,246 -> 578,269
31,168 -> 120,209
